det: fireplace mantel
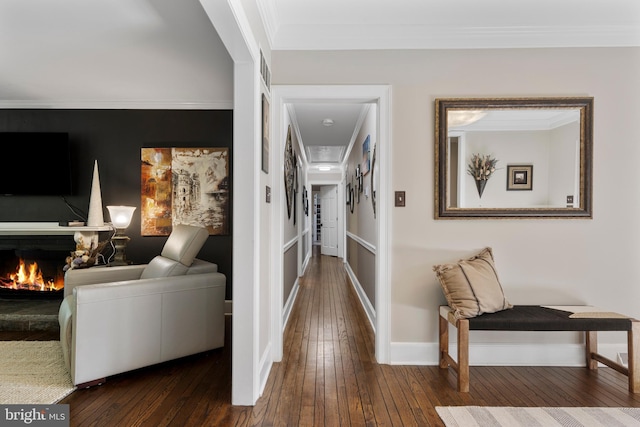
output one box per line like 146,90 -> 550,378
0,222 -> 112,236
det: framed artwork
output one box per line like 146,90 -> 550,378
371,143 -> 377,218
507,164 -> 533,191
303,186 -> 309,216
141,147 -> 230,236
260,49 -> 271,92
284,126 -> 295,219
349,187 -> 355,213
262,94 -> 270,174
293,189 -> 297,225
362,135 -> 371,176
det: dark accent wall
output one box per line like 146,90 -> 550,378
0,109 -> 233,298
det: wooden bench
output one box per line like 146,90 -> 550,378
439,305 -> 640,393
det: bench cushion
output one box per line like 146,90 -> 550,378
467,305 -> 632,331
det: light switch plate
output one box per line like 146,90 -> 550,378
395,191 -> 406,207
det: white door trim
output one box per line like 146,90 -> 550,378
199,0 -> 260,406
271,85 -> 391,364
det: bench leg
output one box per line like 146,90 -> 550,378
629,321 -> 640,393
457,319 -> 470,392
586,331 -> 598,370
439,313 -> 449,368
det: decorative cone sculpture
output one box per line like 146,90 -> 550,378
87,160 -> 104,226
475,179 -> 487,198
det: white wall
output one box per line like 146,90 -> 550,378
346,105 -> 377,243
273,47 -> 640,363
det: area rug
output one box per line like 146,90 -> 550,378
436,406 -> 640,426
0,341 -> 75,404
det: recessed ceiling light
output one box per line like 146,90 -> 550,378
321,118 -> 334,127
318,166 -> 331,171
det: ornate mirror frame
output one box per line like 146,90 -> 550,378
435,97 -> 593,219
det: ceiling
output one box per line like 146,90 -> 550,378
1,0 -> 638,165
288,103 -> 369,166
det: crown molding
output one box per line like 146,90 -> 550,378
271,24 -> 640,50
0,100 -> 233,110
256,0 -> 279,50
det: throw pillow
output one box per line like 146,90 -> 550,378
433,247 -> 512,320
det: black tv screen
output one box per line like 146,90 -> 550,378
0,132 -> 73,196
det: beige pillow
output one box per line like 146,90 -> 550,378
433,247 -> 512,320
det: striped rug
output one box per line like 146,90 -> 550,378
436,406 -> 640,426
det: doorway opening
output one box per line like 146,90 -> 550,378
272,84 -> 391,371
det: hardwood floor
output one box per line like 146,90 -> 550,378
3,249 -> 640,426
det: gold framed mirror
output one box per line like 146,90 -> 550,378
435,97 -> 593,219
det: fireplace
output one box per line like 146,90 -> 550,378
0,224 -> 111,331
0,250 -> 65,299
0,236 -> 71,300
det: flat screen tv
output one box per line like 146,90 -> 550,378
0,132 -> 73,196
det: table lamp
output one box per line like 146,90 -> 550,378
107,205 -> 136,266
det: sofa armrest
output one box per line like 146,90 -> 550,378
64,264 -> 147,297
58,295 -> 74,372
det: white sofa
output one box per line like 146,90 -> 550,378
58,224 -> 226,387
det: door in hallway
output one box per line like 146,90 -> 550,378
320,185 -> 338,256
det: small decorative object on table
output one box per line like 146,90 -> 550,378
467,153 -> 498,198
64,240 -> 109,271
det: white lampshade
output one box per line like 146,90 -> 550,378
107,206 -> 136,229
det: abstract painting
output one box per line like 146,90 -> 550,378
362,135 -> 371,176
141,147 -> 230,236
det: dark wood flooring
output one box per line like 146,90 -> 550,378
2,248 -> 640,426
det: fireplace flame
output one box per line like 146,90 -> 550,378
1,259 -> 63,292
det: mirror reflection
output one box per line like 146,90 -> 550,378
435,98 -> 593,219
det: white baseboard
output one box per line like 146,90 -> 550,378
259,341 -> 272,395
390,342 -> 629,367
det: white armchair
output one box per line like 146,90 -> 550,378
58,224 -> 226,387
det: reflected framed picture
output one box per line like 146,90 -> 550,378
507,164 -> 533,191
